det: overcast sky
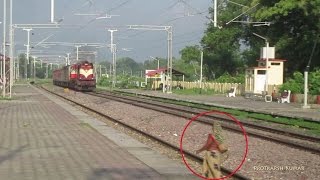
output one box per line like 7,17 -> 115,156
1,0 -> 213,63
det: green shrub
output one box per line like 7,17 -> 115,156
117,75 -> 144,89
173,88 -> 218,95
214,72 -> 244,83
309,69 -> 320,95
98,76 -> 112,87
280,70 -> 320,95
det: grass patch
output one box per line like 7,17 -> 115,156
35,79 -> 53,85
79,122 -> 100,133
0,97 -> 13,101
172,88 -> 220,95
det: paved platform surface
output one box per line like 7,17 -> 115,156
0,85 -> 196,180
117,89 -> 320,122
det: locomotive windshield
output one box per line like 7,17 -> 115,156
79,63 -> 94,79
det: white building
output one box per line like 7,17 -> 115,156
245,47 -> 286,94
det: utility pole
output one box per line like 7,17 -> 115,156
12,23 -> 66,82
128,25 -> 173,93
302,36 -> 318,109
75,45 -> 81,61
2,0 -> 7,97
46,63 -> 48,79
150,56 -> 159,69
66,53 -> 70,65
213,0 -> 217,27
108,29 -> 117,89
51,0 -> 55,23
49,63 -> 53,78
9,0 -> 13,97
167,26 -> 173,93
23,28 -> 32,79
200,50 -> 203,89
32,56 -> 36,80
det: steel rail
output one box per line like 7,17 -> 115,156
88,91 -> 320,154
94,91 -> 320,142
115,90 -> 320,124
36,85 -> 251,180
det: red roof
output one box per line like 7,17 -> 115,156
145,68 -> 167,76
145,68 -> 186,76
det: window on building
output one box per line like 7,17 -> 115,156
257,70 -> 266,74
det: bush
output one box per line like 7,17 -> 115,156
173,88 -> 218,95
98,75 -> 145,89
98,76 -> 112,87
279,72 -> 304,94
116,75 -> 144,89
280,70 -> 320,95
309,69 -> 320,95
214,72 -> 245,83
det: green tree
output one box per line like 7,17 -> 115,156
201,0 -> 251,78
142,57 -> 167,70
117,57 -> 142,75
179,45 -> 201,64
178,45 -> 202,81
250,0 -> 320,74
280,69 -> 320,95
201,0 -> 320,81
309,69 -> 320,95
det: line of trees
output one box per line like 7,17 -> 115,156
178,0 -> 320,81
17,0 -> 320,88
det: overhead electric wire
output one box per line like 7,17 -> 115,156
116,0 -> 187,41
77,0 -> 132,31
117,0 -> 210,43
118,8 -> 208,43
27,0 -> 97,54
115,0 -> 209,59
136,33 -> 203,53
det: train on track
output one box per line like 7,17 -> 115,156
53,61 -> 96,91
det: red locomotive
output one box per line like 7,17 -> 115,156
53,61 -> 96,91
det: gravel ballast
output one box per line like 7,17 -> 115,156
46,86 -> 319,180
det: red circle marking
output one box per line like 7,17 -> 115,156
179,110 -> 249,180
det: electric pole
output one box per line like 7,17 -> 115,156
128,25 -> 173,93
108,29 -> 118,89
2,0 -> 7,97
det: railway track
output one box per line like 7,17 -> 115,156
87,91 -> 320,154
114,90 -> 320,124
37,85 -> 252,180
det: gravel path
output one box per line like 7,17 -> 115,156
47,85 -> 319,180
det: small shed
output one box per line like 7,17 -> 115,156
145,68 -> 185,92
245,47 -> 286,94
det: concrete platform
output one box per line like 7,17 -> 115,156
117,89 -> 320,122
0,85 -> 196,180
